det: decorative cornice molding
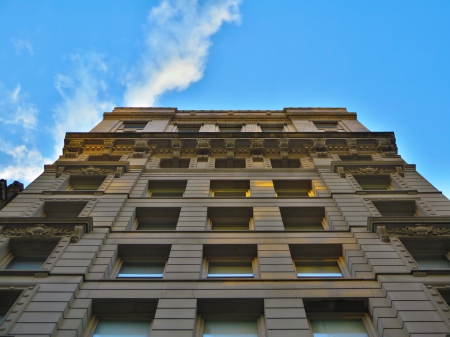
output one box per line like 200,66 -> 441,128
250,139 -> 265,159
345,166 -> 398,175
1,224 -> 85,243
196,139 -> 211,159
133,140 -> 148,158
386,224 -> 450,237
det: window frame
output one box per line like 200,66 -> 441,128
210,180 -> 251,198
84,316 -> 153,337
306,312 -> 377,337
294,257 -> 349,278
203,257 -> 259,279
195,315 -> 266,337
110,257 -> 167,279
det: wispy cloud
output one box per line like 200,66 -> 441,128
0,141 -> 51,185
124,0 -> 242,106
11,38 -> 34,55
0,83 -> 38,130
52,53 -> 114,158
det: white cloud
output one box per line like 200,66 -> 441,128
124,0 -> 241,106
0,142 -> 51,186
52,53 -> 114,158
0,83 -> 38,130
11,38 -> 34,55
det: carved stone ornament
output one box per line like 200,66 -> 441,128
133,140 -> 148,158
386,224 -> 450,236
311,139 -> 328,158
64,166 -> 117,175
345,166 -> 397,175
225,139 -> 236,159
196,139 -> 211,159
63,140 -> 84,158
171,139 -> 182,159
250,139 -> 265,159
103,140 -> 114,156
377,139 -> 398,158
346,139 -> 358,155
3,224 -> 73,237
376,225 -> 390,243
279,139 -> 289,159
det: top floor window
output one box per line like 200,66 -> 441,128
122,121 -> 147,130
178,126 -> 200,133
314,122 -> 338,131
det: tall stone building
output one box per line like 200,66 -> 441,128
0,107 -> 449,337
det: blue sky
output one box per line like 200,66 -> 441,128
1,0 -> 450,196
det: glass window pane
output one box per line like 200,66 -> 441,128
0,314 -> 5,323
93,320 -> 151,337
414,255 -> 450,269
5,256 -> 46,270
203,320 -> 258,337
213,191 -> 247,197
296,261 -> 342,277
208,261 -> 253,277
118,261 -> 165,278
310,318 -> 369,337
150,191 -> 184,197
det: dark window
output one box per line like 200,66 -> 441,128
215,159 -> 246,168
210,180 -> 250,197
260,126 -> 284,132
372,200 -> 416,216
177,126 -> 200,133
339,155 -> 373,161
400,237 -> 450,270
273,180 -> 312,197
353,175 -> 391,190
2,237 -> 60,270
148,180 -> 187,197
123,122 -> 147,130
135,207 -> 181,230
270,159 -> 301,168
159,159 -> 190,168
219,126 -> 242,133
68,175 -> 106,190
280,207 -> 325,230
115,245 -> 171,278
314,122 -> 338,130
290,244 -> 344,278
203,245 -> 257,278
0,290 -> 22,322
208,207 -> 253,230
43,201 -> 88,218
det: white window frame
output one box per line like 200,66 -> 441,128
110,257 -> 167,279
306,313 -> 377,337
202,257 -> 259,279
83,316 -> 153,337
293,257 -> 350,278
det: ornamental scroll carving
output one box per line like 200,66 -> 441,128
57,166 -> 123,178
196,139 -> 211,159
64,140 -> 84,158
386,224 -> 450,236
279,139 -> 289,159
311,139 -> 328,158
225,139 -> 236,159
133,140 -> 148,158
250,139 -> 265,159
346,166 -> 397,175
2,224 -> 85,243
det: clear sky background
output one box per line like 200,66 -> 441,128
1,0 -> 449,196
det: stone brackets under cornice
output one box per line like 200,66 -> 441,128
0,217 -> 93,243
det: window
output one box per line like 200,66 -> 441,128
160,159 -> 190,168
68,175 -> 107,190
260,126 -> 284,133
290,244 -> 347,278
305,299 -> 376,337
178,126 -> 200,133
0,290 -> 22,323
280,207 -> 326,230
88,155 -> 123,161
208,207 -> 253,230
339,155 -> 373,161
353,175 -> 392,190
147,180 -> 187,197
197,299 -> 265,337
270,159 -> 301,168
273,180 -> 312,197
135,207 -> 181,230
93,320 -> 152,337
203,245 -> 258,278
219,126 -> 242,133
210,180 -> 250,197
112,245 -> 171,278
86,299 -> 157,337
399,237 -> 450,270
123,121 -> 147,130
41,201 -> 88,218
0,237 -> 60,271
372,200 -> 416,216
295,260 -> 342,277
314,122 -> 338,131
215,159 -> 246,168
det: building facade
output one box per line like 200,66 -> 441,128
0,107 -> 450,337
